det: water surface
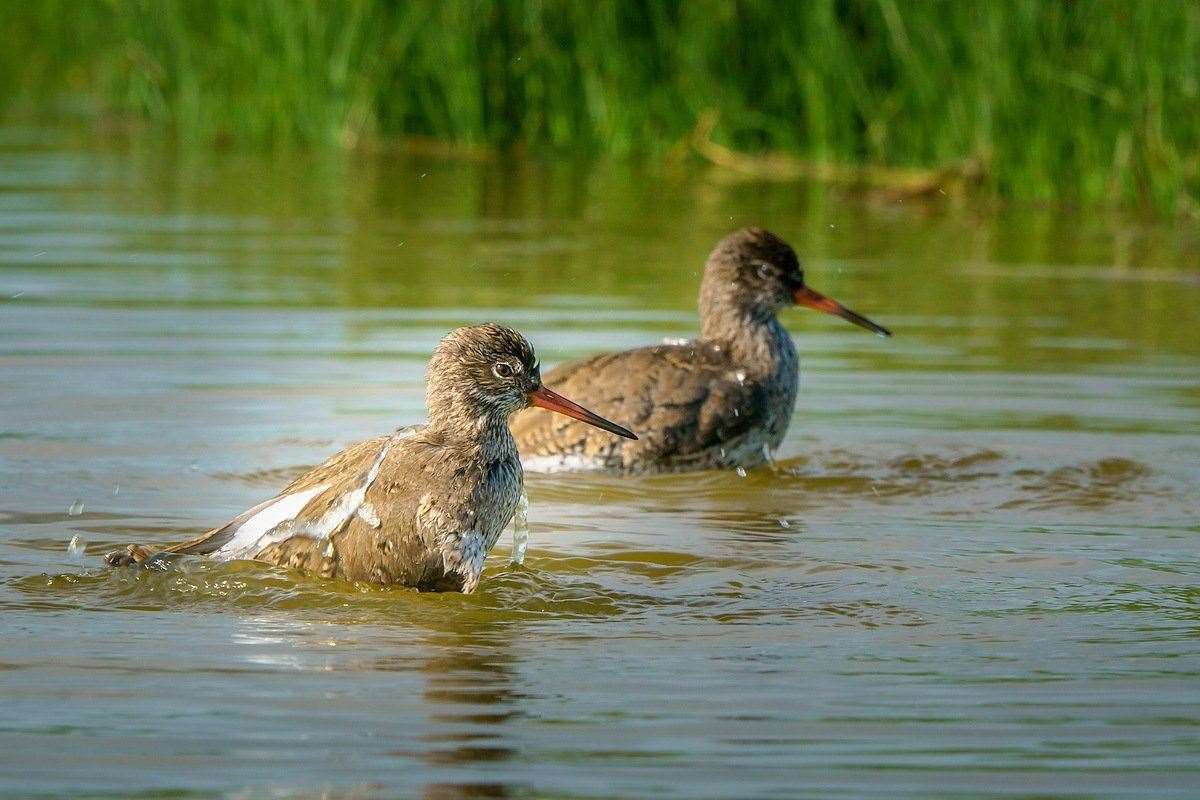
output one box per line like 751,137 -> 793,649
2,130 -> 1199,799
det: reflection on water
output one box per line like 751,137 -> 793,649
1,130 -> 1199,798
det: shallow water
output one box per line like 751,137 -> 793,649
1,129 -> 1199,799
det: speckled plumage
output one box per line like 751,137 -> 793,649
511,228 -> 889,474
104,324 -> 625,593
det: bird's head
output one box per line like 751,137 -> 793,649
427,324 -> 637,439
700,228 -> 891,337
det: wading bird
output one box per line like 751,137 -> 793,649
511,228 -> 890,473
105,324 -> 636,592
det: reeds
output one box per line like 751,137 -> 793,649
2,0 -> 1196,211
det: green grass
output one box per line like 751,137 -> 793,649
2,0 -> 1197,212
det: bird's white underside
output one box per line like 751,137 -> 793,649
520,431 -> 773,474
520,453 -> 611,474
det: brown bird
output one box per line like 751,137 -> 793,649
104,324 -> 636,593
511,228 -> 890,473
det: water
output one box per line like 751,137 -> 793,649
509,490 -> 531,566
2,130 -> 1199,799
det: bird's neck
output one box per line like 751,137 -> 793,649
428,410 -> 519,462
477,415 -> 520,461
700,304 -> 798,382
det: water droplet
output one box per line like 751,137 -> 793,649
67,535 -> 86,562
323,539 -> 336,559
112,483 -> 120,496
733,408 -> 739,417
510,490 -> 530,566
67,499 -> 84,516
735,466 -> 747,478
778,519 -> 791,529
143,551 -> 174,569
735,371 -> 746,385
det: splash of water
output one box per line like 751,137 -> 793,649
510,489 -> 530,566
67,499 -> 84,517
142,551 -> 176,570
66,535 -> 86,563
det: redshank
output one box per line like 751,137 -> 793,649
511,228 -> 890,473
104,324 -> 636,592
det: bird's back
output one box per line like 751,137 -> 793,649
511,340 -> 790,473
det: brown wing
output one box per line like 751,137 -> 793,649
161,435 -> 394,556
511,342 -> 769,471
103,435 -> 395,566
257,431 -> 519,591
278,435 -> 397,495
104,428 -> 509,591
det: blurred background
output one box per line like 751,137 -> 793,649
2,3 -> 1200,799
2,0 -> 1198,212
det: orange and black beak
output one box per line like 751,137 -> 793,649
793,285 -> 891,337
530,386 -> 637,440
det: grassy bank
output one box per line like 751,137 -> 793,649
2,0 -> 1197,212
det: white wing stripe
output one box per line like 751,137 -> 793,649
212,484 -> 329,560
212,438 -> 395,562
305,440 -> 392,543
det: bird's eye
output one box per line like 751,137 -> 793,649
754,262 -> 773,280
493,362 -> 516,379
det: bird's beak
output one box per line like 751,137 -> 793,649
529,386 -> 638,440
793,285 -> 892,337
